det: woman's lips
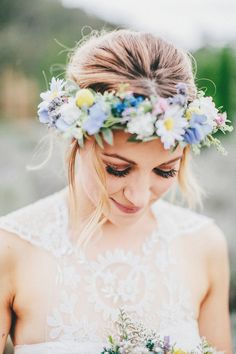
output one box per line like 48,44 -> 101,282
110,198 -> 141,214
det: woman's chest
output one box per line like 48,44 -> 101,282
12,236 -> 209,346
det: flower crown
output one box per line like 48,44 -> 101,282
37,77 -> 233,154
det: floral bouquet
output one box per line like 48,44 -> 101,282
101,308 -> 224,354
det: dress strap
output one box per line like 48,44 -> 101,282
150,198 -> 214,243
0,188 -> 70,257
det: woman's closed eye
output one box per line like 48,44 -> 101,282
105,164 -> 178,179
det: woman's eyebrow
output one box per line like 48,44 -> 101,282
102,153 -> 182,166
159,156 -> 182,166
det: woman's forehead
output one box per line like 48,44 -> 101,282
100,130 -> 183,166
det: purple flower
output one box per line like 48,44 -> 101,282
82,102 -> 107,135
167,94 -> 187,106
176,82 -> 188,96
163,336 -> 171,353
37,95 -> 68,128
183,113 -> 212,144
167,83 -> 188,107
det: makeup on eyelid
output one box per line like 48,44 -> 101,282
104,164 -> 178,179
103,161 -> 178,172
101,153 -> 182,173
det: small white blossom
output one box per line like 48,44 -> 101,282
71,127 -> 83,140
59,97 -> 81,125
126,112 -> 156,139
188,96 -> 218,128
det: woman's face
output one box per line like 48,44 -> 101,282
79,130 -> 183,226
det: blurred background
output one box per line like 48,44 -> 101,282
0,0 -> 236,352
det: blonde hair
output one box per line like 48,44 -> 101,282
65,28 -> 204,248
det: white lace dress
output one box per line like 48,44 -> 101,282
0,187 -> 214,354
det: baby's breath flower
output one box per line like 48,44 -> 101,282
126,112 -> 156,139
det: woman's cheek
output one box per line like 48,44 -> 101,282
154,176 -> 177,197
105,175 -> 124,196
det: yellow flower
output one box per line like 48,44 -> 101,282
164,117 -> 174,131
75,89 -> 95,108
173,349 -> 188,354
185,107 -> 202,120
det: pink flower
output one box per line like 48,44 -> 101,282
215,112 -> 227,126
152,98 -> 169,115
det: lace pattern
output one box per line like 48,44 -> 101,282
0,187 -> 214,353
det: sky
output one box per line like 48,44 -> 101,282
61,0 -> 236,50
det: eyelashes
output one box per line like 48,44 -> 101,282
105,165 -> 131,177
154,168 -> 178,178
105,165 -> 178,179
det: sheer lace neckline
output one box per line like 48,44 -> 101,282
56,187 -> 169,260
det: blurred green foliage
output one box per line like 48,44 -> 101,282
194,45 -> 236,120
0,0 -> 235,122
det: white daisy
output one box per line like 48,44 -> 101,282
126,112 -> 156,139
155,105 -> 188,149
40,77 -> 66,109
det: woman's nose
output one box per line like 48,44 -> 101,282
123,174 -> 151,208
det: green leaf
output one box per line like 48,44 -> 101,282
127,134 -> 141,142
77,135 -> 84,148
101,128 -> 113,145
65,79 -> 80,95
108,335 -> 114,344
170,142 -> 179,153
94,133 -> 104,148
142,136 -> 158,142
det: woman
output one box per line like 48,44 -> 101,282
0,29 -> 233,354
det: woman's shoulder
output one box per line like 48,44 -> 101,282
153,198 -> 228,262
152,198 -> 215,238
0,187 -> 69,256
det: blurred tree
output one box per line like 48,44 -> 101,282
0,0 -> 235,122
0,0 -> 115,88
218,47 -> 234,118
194,45 -> 236,121
0,0 -> 115,117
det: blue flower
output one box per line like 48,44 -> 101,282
111,101 -> 128,116
37,107 -> 50,124
183,113 -> 212,144
111,96 -> 144,117
55,117 -> 71,132
127,95 -> 144,107
82,102 -> 107,135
